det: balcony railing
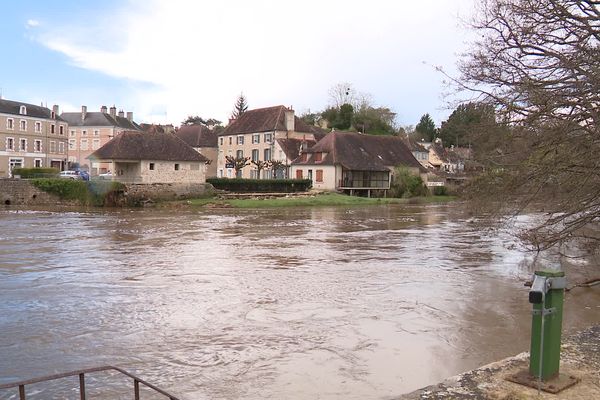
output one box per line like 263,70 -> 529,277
0,365 -> 180,400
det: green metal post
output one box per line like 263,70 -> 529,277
529,270 -> 565,380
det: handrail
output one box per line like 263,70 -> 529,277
0,365 -> 180,400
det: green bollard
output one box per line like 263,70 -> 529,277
529,270 -> 566,381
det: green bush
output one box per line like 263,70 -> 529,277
207,178 -> 312,192
389,167 -> 428,198
12,167 -> 59,178
432,186 -> 448,196
30,179 -> 125,206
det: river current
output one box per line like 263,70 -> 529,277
0,204 -> 598,399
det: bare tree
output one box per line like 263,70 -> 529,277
458,0 -> 600,251
251,160 -> 269,179
328,82 -> 373,111
225,155 -> 250,178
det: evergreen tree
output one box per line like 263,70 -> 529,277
231,93 -> 249,119
415,113 -> 436,141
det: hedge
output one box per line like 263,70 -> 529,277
11,167 -> 59,179
207,178 -> 312,192
30,178 -> 126,206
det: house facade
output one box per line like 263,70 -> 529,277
217,105 -> 325,179
88,131 -> 207,184
403,136 -> 430,168
0,99 -> 68,177
61,105 -> 142,175
291,131 -> 426,196
175,125 -> 218,177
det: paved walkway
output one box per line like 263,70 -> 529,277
399,325 -> 600,399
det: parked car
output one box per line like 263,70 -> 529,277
97,171 -> 114,180
78,170 -> 90,181
59,171 -> 82,180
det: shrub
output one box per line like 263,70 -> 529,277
207,178 -> 312,192
11,168 -> 59,178
30,179 -> 126,206
389,167 -> 428,198
432,186 -> 448,196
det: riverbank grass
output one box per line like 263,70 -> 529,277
186,193 -> 456,208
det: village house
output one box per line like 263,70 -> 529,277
403,136 -> 430,168
0,99 -> 68,177
88,130 -> 207,184
61,105 -> 142,175
217,105 -> 326,179
291,131 -> 427,196
175,125 -> 218,177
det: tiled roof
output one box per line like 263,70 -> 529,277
175,125 -> 218,148
61,112 -> 142,130
88,131 -> 207,162
293,131 -> 426,172
403,136 -> 429,153
276,138 -> 318,160
0,99 -> 66,121
220,105 -> 315,135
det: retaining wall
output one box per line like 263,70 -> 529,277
0,179 -> 61,206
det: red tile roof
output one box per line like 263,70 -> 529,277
220,105 -> 315,135
175,125 -> 218,148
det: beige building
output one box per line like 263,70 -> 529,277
61,105 -> 141,175
291,131 -> 426,196
174,125 -> 218,177
0,99 -> 68,177
88,130 -> 207,184
217,105 -> 327,179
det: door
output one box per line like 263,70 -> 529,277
8,158 -> 23,178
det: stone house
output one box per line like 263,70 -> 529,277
0,99 -> 68,177
217,105 -> 326,179
291,131 -> 426,196
88,130 -> 207,184
61,105 -> 142,175
175,125 -> 218,177
403,136 -> 430,168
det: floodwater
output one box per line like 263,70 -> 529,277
0,205 -> 598,399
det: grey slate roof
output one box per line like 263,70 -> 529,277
293,131 -> 426,172
88,131 -> 207,162
276,138 -> 318,160
175,125 -> 218,148
61,112 -> 142,130
0,99 -> 66,121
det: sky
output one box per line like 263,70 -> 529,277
0,0 -> 476,127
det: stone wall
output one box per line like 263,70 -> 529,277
125,182 -> 214,204
0,179 -> 61,206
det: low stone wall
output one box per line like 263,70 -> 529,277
125,182 -> 214,205
0,179 -> 61,206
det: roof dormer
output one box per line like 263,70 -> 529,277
19,105 -> 26,115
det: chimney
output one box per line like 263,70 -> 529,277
284,107 -> 295,131
101,105 -> 107,113
228,117 -> 236,125
109,106 -> 116,117
81,105 -> 87,122
118,109 -> 125,118
126,111 -> 133,122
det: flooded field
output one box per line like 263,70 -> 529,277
0,204 -> 599,399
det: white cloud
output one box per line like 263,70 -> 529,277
36,0 -> 475,126
26,19 -> 40,28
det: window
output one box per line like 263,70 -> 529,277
237,135 -> 244,145
314,152 -> 322,162
301,153 -> 307,162
82,130 -> 87,136
264,133 -> 272,143
19,138 -> 27,151
218,169 -> 223,178
236,150 -> 244,158
7,118 -> 14,130
70,130 -> 76,137
92,139 -> 100,150
59,142 -> 65,154
308,169 -> 313,181
80,138 -> 88,150
250,170 -> 258,179
34,140 -> 42,152
50,141 -> 56,153
68,139 -> 76,150
228,136 -> 232,145
34,159 -> 42,168
92,130 -> 99,137
35,122 -> 42,133
252,134 -> 260,144
149,162 -> 155,170
19,106 -> 26,115
59,125 -> 64,135
20,120 -> 26,131
6,137 -> 14,151
264,148 -> 271,161
316,169 -> 324,182
251,149 -> 259,162
50,124 -> 55,134
219,137 -> 224,146
174,163 -> 180,171
296,169 -> 303,179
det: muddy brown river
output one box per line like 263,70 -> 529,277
0,204 -> 599,399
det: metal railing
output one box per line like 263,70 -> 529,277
0,365 -> 180,400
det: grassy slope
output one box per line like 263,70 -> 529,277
186,193 -> 456,208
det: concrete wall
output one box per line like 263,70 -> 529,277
0,179 -> 63,205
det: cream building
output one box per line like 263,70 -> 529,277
61,105 -> 141,175
217,105 -> 327,179
175,125 -> 218,177
0,99 -> 68,177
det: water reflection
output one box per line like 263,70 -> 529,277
0,205 -> 598,399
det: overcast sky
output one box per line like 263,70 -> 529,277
1,0 -> 475,127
